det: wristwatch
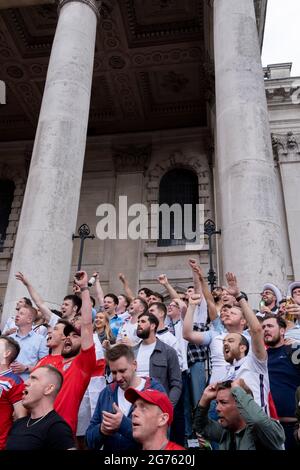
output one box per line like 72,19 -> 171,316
80,286 -> 89,292
235,293 -> 246,302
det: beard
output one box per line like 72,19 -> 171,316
136,326 -> 150,339
264,334 -> 281,347
61,344 -> 81,358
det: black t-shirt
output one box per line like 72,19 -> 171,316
6,410 -> 75,450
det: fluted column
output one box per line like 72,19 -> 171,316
1,0 -> 99,326
214,0 -> 285,302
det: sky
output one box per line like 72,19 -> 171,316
262,0 -> 300,76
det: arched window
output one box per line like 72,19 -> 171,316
0,179 -> 15,252
158,168 -> 198,247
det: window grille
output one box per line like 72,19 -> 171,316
158,169 -> 198,247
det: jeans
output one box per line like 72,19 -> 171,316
184,361 -> 207,437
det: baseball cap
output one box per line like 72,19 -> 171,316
63,323 -> 81,337
124,388 -> 173,424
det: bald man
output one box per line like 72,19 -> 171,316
6,365 -> 75,450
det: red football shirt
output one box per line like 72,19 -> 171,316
164,441 -> 186,450
33,354 -> 63,371
0,369 -> 24,450
54,345 -> 96,434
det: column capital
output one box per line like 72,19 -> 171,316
272,131 -> 300,163
57,0 -> 114,19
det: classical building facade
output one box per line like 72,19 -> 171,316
0,0 -> 299,325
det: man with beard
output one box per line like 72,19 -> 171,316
194,378 -> 284,450
262,314 -> 300,449
222,272 -> 269,414
258,283 -> 282,316
6,365 -> 75,450
53,271 -> 96,435
116,297 -> 148,347
86,344 -> 164,451
183,296 -> 248,385
134,313 -> 182,407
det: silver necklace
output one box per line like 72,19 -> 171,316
26,414 -> 47,428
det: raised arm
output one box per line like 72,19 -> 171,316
191,263 -> 218,322
157,273 -> 178,299
15,272 -> 53,323
157,274 -> 187,314
93,272 -> 104,308
118,273 -> 134,302
183,294 -> 206,345
188,259 -> 201,294
225,272 -> 266,361
194,383 -> 223,442
74,271 -> 93,350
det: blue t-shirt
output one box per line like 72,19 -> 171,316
109,315 -> 124,338
267,345 -> 300,417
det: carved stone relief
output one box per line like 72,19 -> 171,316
272,132 -> 300,163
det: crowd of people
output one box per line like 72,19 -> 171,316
0,259 -> 300,451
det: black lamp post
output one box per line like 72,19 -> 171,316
72,224 -> 95,271
204,219 -> 221,291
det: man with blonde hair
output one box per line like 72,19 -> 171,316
9,305 -> 48,379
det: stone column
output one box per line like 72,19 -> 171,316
1,0 -> 99,327
214,0 -> 285,303
273,132 -> 300,279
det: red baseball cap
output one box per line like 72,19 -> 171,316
124,388 -> 173,424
